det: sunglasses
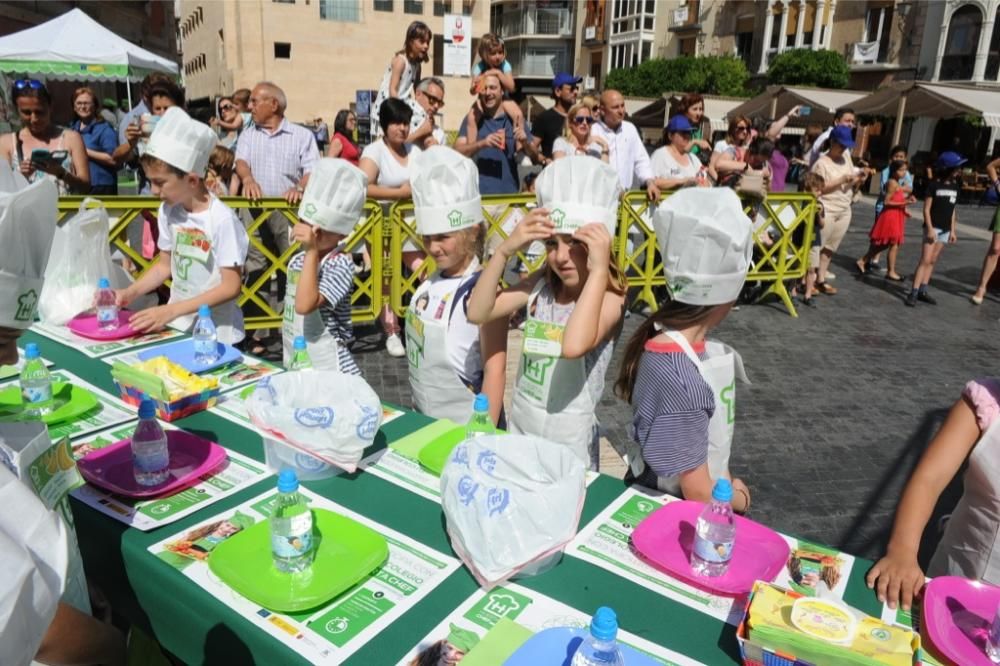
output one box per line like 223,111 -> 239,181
735,125 -> 749,131
423,93 -> 444,108
14,79 -> 44,91
572,116 -> 595,125
219,104 -> 234,111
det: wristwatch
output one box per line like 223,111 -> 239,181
295,185 -> 305,194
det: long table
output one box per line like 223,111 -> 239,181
22,329 -> 885,665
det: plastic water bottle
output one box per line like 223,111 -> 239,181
571,606 -> 626,666
192,304 -> 219,365
131,398 -> 170,486
289,336 -> 313,371
691,478 -> 736,577
19,343 -> 52,418
466,393 -> 495,439
271,469 -> 314,573
95,277 -> 119,330
987,603 -> 1000,662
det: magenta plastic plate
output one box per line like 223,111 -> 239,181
923,575 -> 1000,666
67,312 -> 139,341
76,430 -> 227,499
631,500 -> 790,596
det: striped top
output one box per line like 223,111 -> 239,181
288,251 -> 359,375
630,338 -> 715,478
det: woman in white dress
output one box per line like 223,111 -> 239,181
370,21 -> 431,140
649,115 -> 708,191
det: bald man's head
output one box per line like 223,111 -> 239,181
249,82 -> 287,127
600,89 -> 626,129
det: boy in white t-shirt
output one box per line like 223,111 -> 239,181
116,107 -> 249,343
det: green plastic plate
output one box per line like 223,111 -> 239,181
416,426 -> 472,477
0,381 -> 100,425
207,508 -> 389,612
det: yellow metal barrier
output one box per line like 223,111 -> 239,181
57,196 -> 383,331
67,189 -> 814,327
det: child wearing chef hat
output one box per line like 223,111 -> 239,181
283,158 -> 367,374
115,106 -> 249,343
468,156 -> 626,470
404,146 -> 508,427
614,188 -> 753,513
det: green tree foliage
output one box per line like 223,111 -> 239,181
605,56 -> 749,98
766,49 -> 850,89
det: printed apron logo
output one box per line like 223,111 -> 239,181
522,355 -> 555,387
15,289 -> 38,322
719,381 -> 736,425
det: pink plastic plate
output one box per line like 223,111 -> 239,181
923,576 -> 1000,666
67,312 -> 139,341
77,430 -> 227,499
631,500 -> 790,596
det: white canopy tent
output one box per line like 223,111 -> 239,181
0,8 -> 178,108
726,85 -> 868,127
851,81 -> 1000,145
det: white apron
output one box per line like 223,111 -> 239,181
622,329 -> 748,493
281,254 -> 341,371
510,281 -> 600,470
168,224 -> 241,344
405,261 -> 479,424
929,416 -> 1000,584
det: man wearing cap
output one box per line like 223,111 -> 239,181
116,107 -> 250,343
283,158 -> 367,373
531,72 -> 581,164
235,82 -> 319,324
614,189 -> 752,513
808,107 -> 856,167
592,89 -> 660,202
404,147 -> 508,427
0,175 -> 126,665
455,74 -> 541,195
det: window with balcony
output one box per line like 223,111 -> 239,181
860,5 -> 893,63
374,0 -> 393,10
641,40 -> 651,62
679,36 -> 696,56
988,8 -> 1000,80
643,15 -> 653,30
404,0 -> 423,14
320,0 -> 360,20
941,4 -> 983,80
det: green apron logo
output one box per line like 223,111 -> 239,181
522,355 -> 555,386
15,289 -> 38,322
719,381 -> 735,425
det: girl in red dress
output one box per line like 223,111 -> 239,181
857,160 -> 912,281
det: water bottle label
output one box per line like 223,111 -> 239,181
22,384 -> 52,405
133,448 -> 169,473
693,535 -> 733,564
272,513 -> 313,558
193,338 -> 216,355
97,307 -> 116,323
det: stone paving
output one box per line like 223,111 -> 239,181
290,196 -> 1000,565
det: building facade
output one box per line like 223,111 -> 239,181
180,0 -> 489,131
924,0 -> 1000,84
489,0 -> 578,80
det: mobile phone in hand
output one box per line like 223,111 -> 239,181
799,106 -> 812,116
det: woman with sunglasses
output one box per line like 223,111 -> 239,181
709,115 -> 752,184
328,109 -> 360,165
68,87 -> 119,195
551,101 -> 609,162
1,79 -> 89,194
650,115 -> 707,191
212,96 -> 240,149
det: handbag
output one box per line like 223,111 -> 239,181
736,170 -> 767,199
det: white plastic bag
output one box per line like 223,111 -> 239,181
38,198 -> 114,325
245,371 -> 383,473
441,434 -> 586,589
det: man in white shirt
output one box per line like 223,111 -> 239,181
808,107 -> 856,167
411,77 -> 447,149
591,89 -> 660,202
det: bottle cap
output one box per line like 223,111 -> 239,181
294,336 -> 307,351
712,478 -> 734,502
590,606 -> 618,642
198,304 -> 211,318
138,398 -> 156,419
277,468 -> 299,493
473,393 -> 489,412
98,277 -> 110,289
24,342 -> 39,359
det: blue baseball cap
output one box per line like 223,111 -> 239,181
935,151 -> 967,169
665,115 -> 695,133
552,73 -> 582,90
830,125 -> 856,148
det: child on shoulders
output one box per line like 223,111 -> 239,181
464,34 -> 525,140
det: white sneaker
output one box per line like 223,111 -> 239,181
385,333 -> 405,357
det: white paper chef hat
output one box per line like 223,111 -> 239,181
298,158 -> 368,235
411,146 -> 483,235
144,107 -> 217,176
0,177 -> 58,329
535,156 -> 620,235
653,188 -> 753,306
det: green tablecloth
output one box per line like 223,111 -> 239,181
23,330 -> 884,665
